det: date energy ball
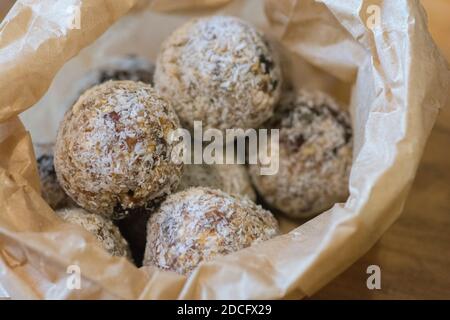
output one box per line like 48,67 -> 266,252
154,16 -> 282,131
177,164 -> 256,201
56,207 -> 132,259
143,187 -> 279,275
54,81 -> 183,219
249,90 -> 353,219
34,143 -> 72,210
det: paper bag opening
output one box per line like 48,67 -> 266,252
0,0 -> 448,299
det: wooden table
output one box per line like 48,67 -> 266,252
313,0 -> 450,300
1,0 -> 449,299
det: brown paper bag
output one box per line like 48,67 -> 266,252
0,0 -> 448,299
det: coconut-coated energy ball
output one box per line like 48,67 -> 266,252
154,16 -> 282,131
54,81 -> 183,219
249,90 -> 353,219
177,164 -> 256,201
56,207 -> 132,260
143,187 -> 279,275
34,143 -> 73,210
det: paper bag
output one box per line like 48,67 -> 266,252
0,0 -> 448,299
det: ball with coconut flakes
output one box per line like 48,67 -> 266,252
143,187 -> 279,275
249,89 -> 353,219
34,143 -> 73,210
54,80 -> 183,219
154,15 -> 282,131
56,207 -> 132,260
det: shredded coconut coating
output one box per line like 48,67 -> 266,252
249,90 -> 353,219
56,207 -> 132,260
34,143 -> 73,210
54,81 -> 183,219
154,16 -> 282,131
177,164 -> 256,201
143,187 -> 279,275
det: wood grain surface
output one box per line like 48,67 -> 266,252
1,0 -> 449,300
313,0 -> 450,300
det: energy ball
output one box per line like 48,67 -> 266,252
34,143 -> 72,210
249,90 -> 353,219
56,207 -> 132,259
54,81 -> 183,219
177,164 -> 256,201
154,16 -> 282,131
143,187 -> 279,275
